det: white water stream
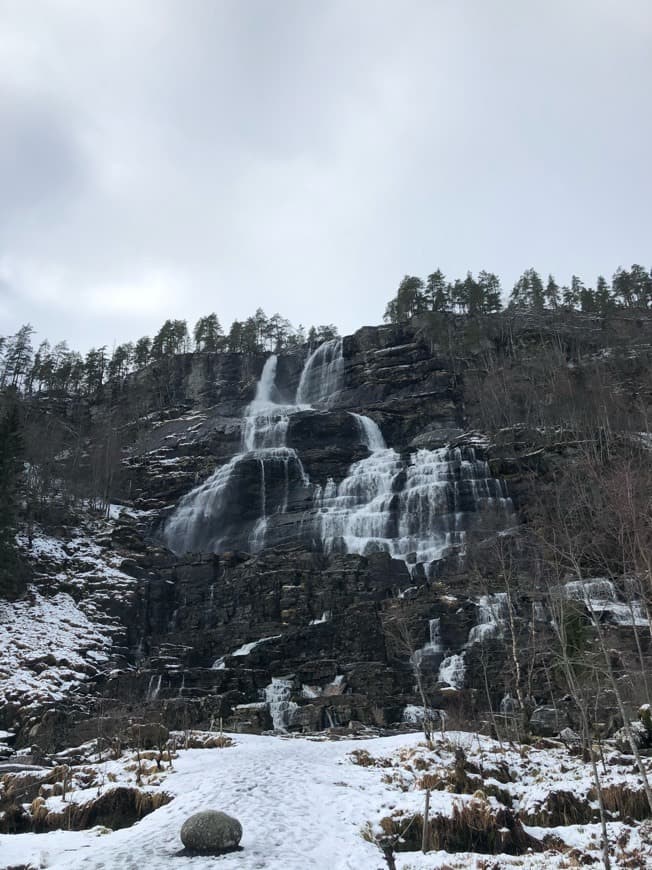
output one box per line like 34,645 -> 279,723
163,338 -> 513,573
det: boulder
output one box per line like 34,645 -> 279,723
180,810 -> 242,854
614,720 -> 651,754
529,706 -> 568,737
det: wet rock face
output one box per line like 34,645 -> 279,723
180,810 -> 243,854
116,324 -> 465,516
286,410 -> 369,485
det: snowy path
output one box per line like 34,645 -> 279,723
4,730 -> 649,869
2,734 -> 397,870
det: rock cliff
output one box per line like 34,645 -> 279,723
3,320 -> 650,750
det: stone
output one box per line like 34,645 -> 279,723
529,706 -> 568,737
614,720 -> 651,754
180,810 -> 242,854
559,727 -> 582,746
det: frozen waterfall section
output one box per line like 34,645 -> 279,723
163,337 -> 514,577
162,340 -> 343,555
315,417 -> 513,574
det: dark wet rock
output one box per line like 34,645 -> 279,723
529,706 -> 569,737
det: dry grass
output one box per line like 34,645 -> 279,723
30,787 -> 173,833
372,799 -> 543,856
591,783 -> 651,822
350,749 -> 376,767
522,789 -> 594,826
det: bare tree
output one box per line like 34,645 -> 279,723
382,605 -> 437,744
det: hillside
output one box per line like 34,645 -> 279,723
1,311 -> 652,867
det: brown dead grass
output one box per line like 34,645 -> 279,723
376,799 -> 543,855
590,783 -> 651,822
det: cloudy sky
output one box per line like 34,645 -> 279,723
1,0 -> 651,351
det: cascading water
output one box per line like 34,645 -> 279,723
163,335 -> 514,574
163,353 -> 311,555
316,415 -> 513,574
412,617 -> 443,670
296,338 -> 344,405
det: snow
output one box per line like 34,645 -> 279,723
564,578 -> 649,627
1,730 -> 650,869
309,611 -> 331,625
1,526 -> 137,711
212,634 -> 283,668
0,590 -> 113,710
231,635 -> 282,656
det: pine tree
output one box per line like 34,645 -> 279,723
227,320 -> 244,352
241,317 -> 259,352
83,347 -> 108,394
594,275 -> 611,315
108,343 -> 134,381
134,336 -> 152,368
1,325 -> 34,390
545,275 -> 560,309
629,264 -> 652,307
579,285 -> 596,313
464,272 -> 484,315
528,269 -> 545,311
384,275 -> 426,322
612,268 -> 634,307
477,271 -> 502,313
268,313 -> 292,351
562,277 -> 582,309
450,278 -> 467,313
509,273 -> 530,308
313,325 -> 339,342
425,270 -> 449,311
193,314 -> 224,352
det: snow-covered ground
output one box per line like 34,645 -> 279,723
2,731 -> 650,869
0,591 -> 112,711
1,525 -> 136,713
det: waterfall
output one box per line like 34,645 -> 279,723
316,437 -> 513,574
564,578 -> 647,626
296,338 -> 344,405
412,617 -> 443,670
253,353 -> 280,403
146,673 -> 162,701
467,592 -> 509,644
163,345 -> 340,555
162,336 -> 514,574
351,413 -> 386,450
264,677 -> 298,731
438,654 -> 466,689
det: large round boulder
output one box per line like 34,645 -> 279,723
529,705 -> 568,737
180,810 -> 242,854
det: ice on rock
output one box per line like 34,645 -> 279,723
264,677 -> 298,731
438,653 -> 466,689
564,577 -> 648,626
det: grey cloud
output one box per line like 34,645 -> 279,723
0,89 -> 88,228
0,0 -> 651,349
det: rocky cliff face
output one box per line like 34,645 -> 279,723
4,321 -> 650,750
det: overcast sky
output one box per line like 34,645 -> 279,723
1,0 -> 651,351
